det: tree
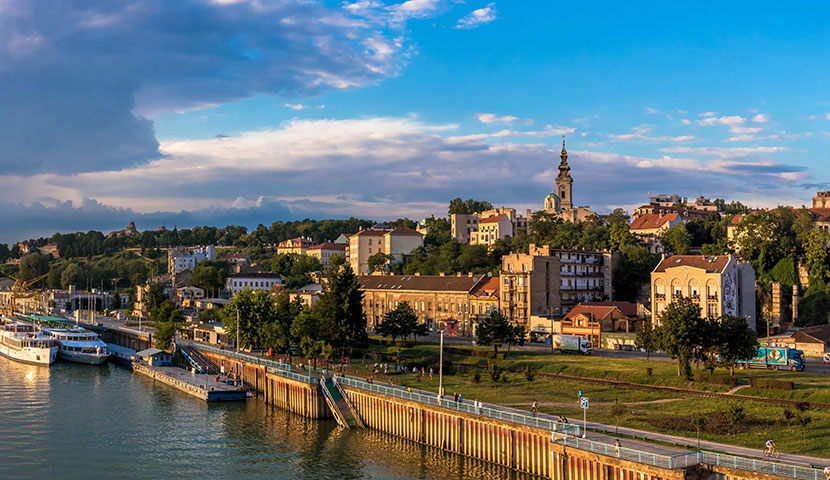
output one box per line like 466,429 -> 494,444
711,315 -> 758,376
505,324 -> 526,356
486,360 -> 504,384
191,261 -> 228,293
377,303 -> 418,343
657,297 -> 709,377
805,228 -> 830,285
609,222 -> 636,251
448,198 -> 493,215
314,266 -> 367,353
606,208 -> 630,226
153,321 -> 177,350
368,252 -> 393,273
19,253 -> 49,281
476,311 -> 513,355
635,321 -> 658,361
197,308 -> 221,324
610,400 -> 626,434
690,412 -> 708,449
794,414 -> 812,447
523,365 -> 536,384
613,244 -> 660,302
222,289 -> 279,350
60,263 -> 84,290
658,224 -> 692,255
144,282 -> 167,312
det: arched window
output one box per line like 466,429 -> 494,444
688,279 -> 700,299
671,279 -> 683,299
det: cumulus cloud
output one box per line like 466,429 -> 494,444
476,112 -> 533,125
0,115 -> 814,244
696,114 -> 772,140
0,0 -> 416,175
455,3 -> 497,29
608,125 -> 695,143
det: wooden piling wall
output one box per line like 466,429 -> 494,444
201,351 -> 330,418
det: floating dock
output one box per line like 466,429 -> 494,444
133,362 -> 248,401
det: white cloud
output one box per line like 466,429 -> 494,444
608,125 -> 695,143
661,146 -> 789,157
826,113 -> 830,120
455,3 -> 498,29
645,107 -> 659,115
285,103 -> 305,110
752,113 -> 769,123
697,114 -> 765,138
681,119 -> 691,125
476,112 -> 532,125
699,111 -> 718,117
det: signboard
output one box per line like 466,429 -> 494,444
580,397 -> 589,409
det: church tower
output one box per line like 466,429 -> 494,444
556,135 -> 573,210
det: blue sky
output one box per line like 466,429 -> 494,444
1,0 -> 829,243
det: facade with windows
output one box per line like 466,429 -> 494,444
226,273 -> 284,297
348,227 -> 424,275
650,255 -> 755,329
359,273 -> 488,336
500,244 -> 561,328
550,248 -> 616,314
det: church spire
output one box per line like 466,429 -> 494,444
557,135 -> 571,180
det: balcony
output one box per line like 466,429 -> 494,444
655,293 -> 666,301
707,294 -> 719,301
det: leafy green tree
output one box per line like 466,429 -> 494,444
606,208 -> 630,226
657,297 -> 709,377
658,224 -> 692,255
191,261 -> 228,293
768,257 -> 798,286
153,321 -> 177,350
609,222 -> 636,251
613,244 -> 660,302
386,218 -> 417,229
377,302 -> 419,343
222,289 -> 279,349
805,228 -> 830,284
448,198 -> 493,215
505,324 -> 526,355
610,400 -> 626,434
711,315 -> 758,376
19,253 -> 50,281
690,412 -> 708,449
486,360 -> 504,384
368,252 -> 393,273
197,308 -> 221,324
635,321 -> 658,361
151,299 -> 185,324
144,282 -> 167,312
476,310 -> 513,355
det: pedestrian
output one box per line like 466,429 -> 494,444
614,439 -> 621,457
407,386 -> 412,392
453,392 -> 458,402
824,466 -> 830,480
429,367 -> 433,379
458,394 -> 463,403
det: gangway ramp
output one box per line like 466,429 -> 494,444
320,377 -> 365,429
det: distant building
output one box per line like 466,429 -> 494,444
550,248 -> 616,313
107,221 -> 139,238
650,254 -> 756,329
359,273 -> 488,336
560,303 -> 644,347
812,191 -> 830,209
451,207 -> 529,245
277,237 -> 316,255
630,213 -> 685,253
226,273 -> 284,297
39,244 -> 60,258
224,252 -> 251,274
760,325 -> 830,357
632,204 -> 709,221
176,286 -> 205,308
542,137 -> 596,223
306,242 -> 346,269
348,227 -> 423,275
136,348 -> 173,366
290,283 -> 324,309
469,275 -> 500,333
500,244 -> 561,329
168,245 -> 216,275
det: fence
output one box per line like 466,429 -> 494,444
559,436 -> 698,470
699,451 -> 824,480
192,344 -> 316,385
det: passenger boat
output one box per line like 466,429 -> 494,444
0,319 -> 58,366
43,327 -> 110,365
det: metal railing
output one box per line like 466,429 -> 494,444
559,436 -> 698,470
192,344 -> 826,480
699,451 -> 825,480
191,344 -> 316,385
336,375 -> 580,436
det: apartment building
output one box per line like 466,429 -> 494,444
650,254 -> 756,329
359,273 -> 488,336
550,248 -> 615,313
168,245 -> 216,275
226,272 -> 284,297
451,207 -> 529,244
500,244 -> 561,327
307,242 -> 346,269
277,236 -> 316,255
348,227 -> 424,275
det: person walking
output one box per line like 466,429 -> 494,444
429,367 -> 434,380
458,394 -> 463,404
614,439 -> 621,457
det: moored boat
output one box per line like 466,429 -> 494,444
43,327 -> 110,365
0,319 -> 58,366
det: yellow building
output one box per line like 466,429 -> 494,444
277,236 -> 316,255
348,227 -> 423,275
469,275 -> 499,334
650,255 -> 755,329
306,242 -> 346,269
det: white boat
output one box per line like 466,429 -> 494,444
0,320 -> 58,366
43,327 -> 110,365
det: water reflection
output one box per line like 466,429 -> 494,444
0,357 -> 536,480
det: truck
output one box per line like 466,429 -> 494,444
550,334 -> 592,355
738,346 -> 804,372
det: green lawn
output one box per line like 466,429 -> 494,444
358,341 -> 830,458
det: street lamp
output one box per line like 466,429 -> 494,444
438,321 -> 444,403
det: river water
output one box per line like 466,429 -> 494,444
0,356 -> 530,480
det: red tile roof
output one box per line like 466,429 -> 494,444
359,274 -> 483,292
809,208 -> 830,223
563,304 -> 620,322
479,214 -> 506,224
470,276 -> 499,297
630,213 -> 678,231
581,301 -> 638,317
307,242 -> 346,251
654,255 -> 731,273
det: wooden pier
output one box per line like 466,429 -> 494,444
133,362 -> 248,402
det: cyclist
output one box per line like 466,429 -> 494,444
765,439 -> 777,457
531,401 -> 539,417
823,466 -> 829,480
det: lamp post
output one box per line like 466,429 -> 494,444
438,322 -> 444,402
236,309 -> 240,353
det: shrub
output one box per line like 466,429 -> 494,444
487,360 -> 503,384
472,369 -> 481,384
748,378 -> 794,390
724,402 -> 745,424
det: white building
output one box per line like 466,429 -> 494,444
348,227 -> 424,275
168,245 -> 216,275
226,273 -> 284,297
307,242 -> 347,269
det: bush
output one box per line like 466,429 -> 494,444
472,369 -> 481,384
749,378 -> 794,390
524,365 -> 536,383
694,373 -> 738,386
724,402 -> 745,424
487,360 -> 504,383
